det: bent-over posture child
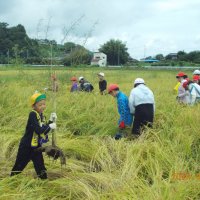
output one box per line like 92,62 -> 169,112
129,78 -> 155,136
10,92 -> 57,179
183,80 -> 200,105
78,76 -> 94,92
108,84 -> 133,139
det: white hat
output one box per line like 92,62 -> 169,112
98,72 -> 104,77
134,78 -> 145,85
79,76 -> 84,81
193,69 -> 200,75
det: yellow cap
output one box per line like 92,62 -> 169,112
30,93 -> 46,106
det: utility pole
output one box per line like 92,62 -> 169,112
7,49 -> 9,64
70,46 -> 72,66
118,45 -> 120,66
50,43 -> 53,66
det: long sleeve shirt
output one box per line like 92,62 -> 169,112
20,110 -> 51,148
116,91 -> 133,126
188,83 -> 200,105
129,84 -> 155,115
99,80 -> 107,93
177,80 -> 190,104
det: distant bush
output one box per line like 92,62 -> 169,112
179,61 -> 184,66
151,62 -> 170,66
0,55 -> 8,64
171,62 -> 175,66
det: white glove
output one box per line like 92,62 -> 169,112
43,87 -> 49,91
49,112 -> 57,121
49,123 -> 57,130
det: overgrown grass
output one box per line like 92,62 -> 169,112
0,67 -> 199,199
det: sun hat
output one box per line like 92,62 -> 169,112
134,78 -> 145,85
176,72 -> 186,78
70,76 -> 77,81
193,69 -> 200,75
30,93 -> 46,106
108,84 -> 119,93
98,72 -> 104,77
79,76 -> 84,81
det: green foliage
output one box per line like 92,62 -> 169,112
171,62 -> 175,66
151,62 -> 171,66
177,51 -> 187,61
0,23 -> 39,63
155,54 -> 164,61
62,45 -> 92,66
63,42 -> 76,53
0,22 -> 93,66
2,21 -> 200,67
165,50 -> 200,64
99,39 -> 129,65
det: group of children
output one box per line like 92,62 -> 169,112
70,72 -> 106,93
10,71 -> 156,179
69,72 -> 155,138
175,69 -> 200,105
10,72 -> 107,180
12,69 -> 200,180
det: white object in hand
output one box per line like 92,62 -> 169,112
49,123 -> 57,130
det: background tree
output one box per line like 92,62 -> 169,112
0,23 -> 11,56
177,51 -> 187,61
99,39 -> 129,65
63,42 -> 76,54
0,22 -> 41,63
155,54 -> 164,61
62,45 -> 92,66
186,51 -> 200,63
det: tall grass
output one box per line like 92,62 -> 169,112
0,67 -> 199,199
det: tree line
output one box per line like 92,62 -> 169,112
0,22 -> 92,66
1,22 -> 200,66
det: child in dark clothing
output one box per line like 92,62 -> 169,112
98,72 -> 107,95
78,76 -> 94,92
10,92 -> 57,179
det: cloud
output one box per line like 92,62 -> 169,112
1,0 -> 200,59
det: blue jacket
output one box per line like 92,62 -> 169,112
116,91 -> 133,126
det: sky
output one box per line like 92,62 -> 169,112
1,0 -> 200,59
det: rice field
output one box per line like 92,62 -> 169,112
0,66 -> 199,200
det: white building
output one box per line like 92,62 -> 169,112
91,52 -> 107,67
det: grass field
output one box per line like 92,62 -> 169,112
0,66 -> 200,200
